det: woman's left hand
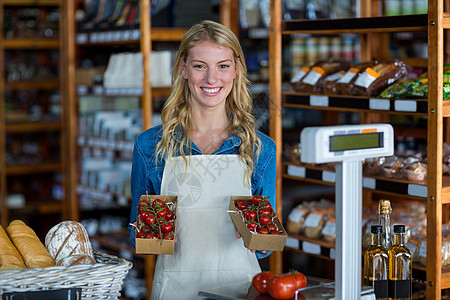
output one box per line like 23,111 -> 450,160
236,232 -> 266,254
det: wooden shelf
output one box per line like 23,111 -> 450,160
283,92 -> 429,115
5,121 -> 61,133
6,162 -> 62,175
3,0 -> 59,5
283,14 -> 428,34
4,38 -> 60,49
5,80 -> 60,90
284,162 -> 429,200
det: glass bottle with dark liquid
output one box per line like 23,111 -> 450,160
388,225 -> 412,300
364,224 -> 389,300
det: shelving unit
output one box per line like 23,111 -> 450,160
269,0 -> 449,298
0,0 -> 70,236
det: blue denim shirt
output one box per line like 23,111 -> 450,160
129,124 -> 277,259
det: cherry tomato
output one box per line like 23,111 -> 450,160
268,224 -> 277,231
245,210 -> 257,221
259,200 -> 272,211
157,207 -> 168,218
257,227 -> 269,234
259,208 -> 271,217
144,214 -> 157,225
136,232 -> 145,238
235,200 -> 248,211
266,274 -> 297,300
165,209 -> 174,220
163,232 -> 174,240
152,198 -> 166,208
246,221 -> 258,231
259,215 -> 271,226
251,195 -> 263,206
161,222 -> 173,233
145,232 -> 156,239
270,230 -> 280,235
252,271 -> 274,295
289,270 -> 307,290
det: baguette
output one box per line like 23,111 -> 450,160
0,225 -> 26,271
6,220 -> 55,268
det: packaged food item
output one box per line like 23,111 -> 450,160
405,237 -> 421,263
286,204 -> 309,235
290,66 -> 311,84
135,195 -> 178,255
336,62 -> 375,96
292,60 -> 350,94
402,162 -> 427,182
321,217 -> 336,243
322,70 -> 347,95
353,60 -> 409,97
303,209 -> 328,239
381,156 -> 403,178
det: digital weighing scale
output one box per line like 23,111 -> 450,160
300,123 -> 394,300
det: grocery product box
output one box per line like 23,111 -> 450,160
135,195 -> 177,255
229,196 -> 287,251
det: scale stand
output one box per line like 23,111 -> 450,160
300,123 -> 394,300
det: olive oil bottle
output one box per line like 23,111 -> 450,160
378,199 -> 392,249
388,225 -> 412,300
364,225 -> 389,300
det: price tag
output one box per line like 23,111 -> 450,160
287,165 -> 305,178
309,95 -> 329,107
302,241 -> 321,255
394,100 -> 417,112
362,177 -> 376,189
2,288 -> 82,300
322,171 -> 335,183
285,237 -> 300,249
369,98 -> 390,110
408,184 -> 427,197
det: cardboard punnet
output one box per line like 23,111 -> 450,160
229,196 -> 287,251
135,195 -> 178,255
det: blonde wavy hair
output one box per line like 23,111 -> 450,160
156,20 -> 261,185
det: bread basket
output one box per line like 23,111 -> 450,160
0,251 -> 132,299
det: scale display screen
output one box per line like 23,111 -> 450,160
329,132 -> 383,152
300,123 -> 394,163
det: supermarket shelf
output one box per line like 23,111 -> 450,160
5,80 -> 60,90
77,185 -> 131,208
6,162 -> 62,175
6,121 -> 61,133
3,0 -> 59,5
77,135 -> 134,153
283,14 -> 428,34
284,162 -> 428,200
4,38 -> 59,49
77,85 -> 171,98
75,28 -> 187,45
283,92 -> 428,115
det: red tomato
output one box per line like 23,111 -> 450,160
268,224 -> 277,231
259,215 -> 271,226
251,195 -> 263,206
289,270 -> 307,290
235,200 -> 248,211
245,210 -> 257,221
152,198 -> 166,208
163,232 -> 174,240
252,271 -> 274,295
156,207 -> 168,218
145,232 -> 156,239
143,214 -> 156,226
165,209 -> 174,220
247,221 -> 258,231
270,230 -> 280,235
266,274 -> 297,300
259,208 -> 271,217
260,200 -> 272,211
161,222 -> 173,233
136,232 -> 145,238
257,227 -> 269,234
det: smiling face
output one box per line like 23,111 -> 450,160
181,40 -> 236,112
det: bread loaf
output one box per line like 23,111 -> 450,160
6,220 -> 55,268
45,221 -> 95,266
0,225 -> 26,270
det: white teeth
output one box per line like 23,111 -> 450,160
202,87 -> 220,93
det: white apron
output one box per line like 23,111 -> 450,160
150,155 -> 261,300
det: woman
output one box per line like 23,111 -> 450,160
129,20 -> 276,300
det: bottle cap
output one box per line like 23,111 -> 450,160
370,225 -> 382,234
378,199 -> 392,215
393,224 -> 406,233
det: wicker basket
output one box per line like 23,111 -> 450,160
0,252 -> 133,299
